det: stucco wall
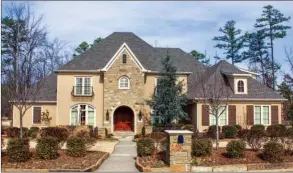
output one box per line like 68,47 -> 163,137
56,72 -> 104,127
12,103 -> 57,128
190,101 -> 283,132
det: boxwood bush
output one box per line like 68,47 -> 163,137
7,138 -> 30,162
246,125 -> 267,151
226,140 -> 246,158
192,139 -> 212,157
36,137 -> 59,160
284,127 -> 293,155
7,127 -> 28,138
28,127 -> 40,138
266,124 -> 286,141
207,125 -> 221,139
66,137 -> 86,157
137,138 -> 155,157
262,141 -> 284,163
40,127 -> 69,145
222,125 -> 238,138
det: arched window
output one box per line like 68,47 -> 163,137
70,104 -> 96,126
119,76 -> 130,89
237,80 -> 244,93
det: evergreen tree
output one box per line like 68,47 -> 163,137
255,5 -> 291,90
190,50 -> 210,65
213,20 -> 246,65
244,30 -> 280,89
279,82 -> 293,126
147,53 -> 188,124
73,41 -> 90,57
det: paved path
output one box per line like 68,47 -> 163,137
97,136 -> 138,172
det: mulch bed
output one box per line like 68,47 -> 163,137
1,149 -> 106,170
193,148 -> 293,166
138,156 -> 168,168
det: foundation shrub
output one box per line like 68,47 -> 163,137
141,126 -> 146,137
75,130 -> 95,149
246,125 -> 267,151
66,137 -> 86,157
222,125 -> 238,138
28,127 -> 40,138
36,137 -> 59,160
192,139 -> 212,157
181,124 -> 194,131
7,127 -> 28,138
266,124 -> 286,141
207,125 -> 221,139
7,138 -> 30,162
238,129 -> 250,139
137,138 -> 155,157
234,124 -> 242,131
284,127 -> 293,155
262,141 -> 284,163
226,140 -> 246,158
40,127 -> 69,145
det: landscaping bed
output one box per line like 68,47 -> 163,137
2,149 -> 107,170
192,148 -> 293,166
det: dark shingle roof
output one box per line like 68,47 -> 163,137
188,60 -> 285,100
39,32 -> 284,101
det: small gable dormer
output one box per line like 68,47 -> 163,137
234,78 -> 247,94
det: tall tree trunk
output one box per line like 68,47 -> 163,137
19,111 -> 23,139
216,116 -> 219,149
269,25 -> 275,90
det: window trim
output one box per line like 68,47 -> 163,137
253,105 -> 271,125
32,106 -> 42,125
70,104 -> 96,127
74,77 -> 92,96
234,78 -> 247,94
118,76 -> 130,89
209,105 -> 229,126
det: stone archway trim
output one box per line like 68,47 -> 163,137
111,105 -> 137,134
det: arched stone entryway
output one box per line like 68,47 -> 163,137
113,106 -> 134,131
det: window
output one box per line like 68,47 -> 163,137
119,76 -> 130,89
254,105 -> 270,125
237,80 -> 244,93
33,107 -> 42,124
75,77 -> 92,95
154,78 -> 162,96
122,54 -> 127,64
210,106 -> 228,126
70,104 -> 96,126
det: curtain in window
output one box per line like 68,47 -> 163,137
254,106 -> 261,124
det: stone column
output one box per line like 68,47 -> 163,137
164,130 -> 193,172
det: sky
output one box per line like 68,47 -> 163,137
3,1 -> 293,79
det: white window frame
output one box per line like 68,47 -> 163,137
209,105 -> 229,126
234,78 -> 247,94
74,77 -> 92,96
32,106 -> 42,124
118,76 -> 130,89
253,105 -> 271,125
70,104 -> 96,127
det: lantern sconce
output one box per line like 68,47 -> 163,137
138,109 -> 142,122
106,109 -> 109,121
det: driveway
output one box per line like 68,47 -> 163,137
96,136 -> 138,172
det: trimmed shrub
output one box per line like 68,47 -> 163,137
66,137 -> 86,157
234,125 -> 242,131
137,138 -> 155,157
266,124 -> 286,141
75,130 -> 96,149
28,127 -> 40,138
141,126 -> 146,137
226,140 -> 246,158
222,125 -> 238,138
36,137 -> 59,160
40,127 -> 69,145
181,124 -> 194,131
262,142 -> 284,163
147,132 -> 167,141
7,138 -> 30,162
246,125 -> 267,151
238,129 -> 250,139
89,127 -> 99,139
284,127 -> 293,155
7,127 -> 28,138
160,138 -> 169,151
192,139 -> 212,157
207,125 -> 221,139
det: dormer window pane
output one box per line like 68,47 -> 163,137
237,80 -> 244,93
122,54 -> 127,64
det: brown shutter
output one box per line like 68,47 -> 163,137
228,105 -> 236,125
33,107 -> 42,124
202,105 -> 209,126
271,106 -> 279,125
247,105 -> 254,125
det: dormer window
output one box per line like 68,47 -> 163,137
122,54 -> 127,64
234,78 -> 247,94
237,80 -> 244,93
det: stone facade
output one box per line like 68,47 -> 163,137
165,130 -> 193,172
103,48 -> 146,134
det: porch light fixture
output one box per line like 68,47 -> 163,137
106,109 -> 109,121
138,109 -> 142,121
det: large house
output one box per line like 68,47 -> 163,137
12,32 -> 286,134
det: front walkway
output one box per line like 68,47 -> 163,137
97,136 -> 138,172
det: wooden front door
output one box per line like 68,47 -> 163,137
114,106 -> 134,131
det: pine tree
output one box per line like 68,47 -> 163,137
213,20 -> 246,65
147,53 -> 188,124
255,5 -> 291,90
279,82 -> 293,126
73,41 -> 90,57
244,30 -> 280,89
190,50 -> 210,65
